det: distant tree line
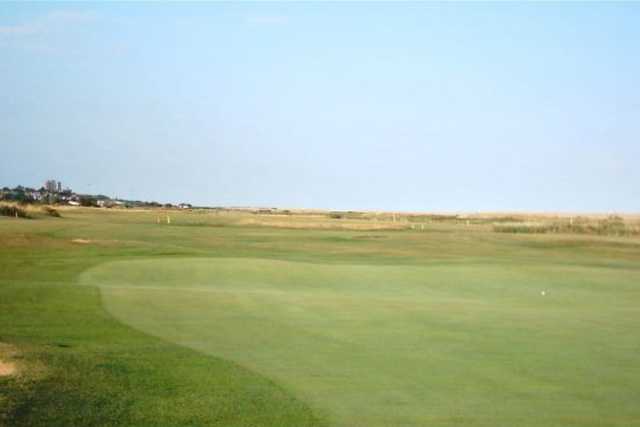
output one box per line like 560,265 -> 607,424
1,185 -> 191,209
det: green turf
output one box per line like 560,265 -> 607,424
2,209 -> 640,426
81,258 -> 640,427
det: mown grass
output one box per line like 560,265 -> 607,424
1,208 -> 640,426
0,214 -> 324,427
82,258 -> 640,427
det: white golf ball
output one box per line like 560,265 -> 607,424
541,291 -> 546,296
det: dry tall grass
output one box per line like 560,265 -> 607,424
0,203 -> 61,219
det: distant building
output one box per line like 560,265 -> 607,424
45,179 -> 62,193
45,180 -> 57,193
178,203 -> 193,209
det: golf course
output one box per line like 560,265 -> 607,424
1,208 -> 639,426
3,1 -> 639,425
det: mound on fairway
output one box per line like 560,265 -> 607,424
81,257 -> 640,427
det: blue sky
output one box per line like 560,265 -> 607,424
1,3 -> 639,211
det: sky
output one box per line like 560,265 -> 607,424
1,2 -> 639,212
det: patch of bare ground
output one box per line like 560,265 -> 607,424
71,238 -> 92,244
70,239 -> 125,247
0,361 -> 16,377
0,343 -> 18,378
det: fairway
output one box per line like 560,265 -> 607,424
3,209 -> 640,426
82,256 -> 640,427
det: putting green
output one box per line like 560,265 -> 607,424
81,258 -> 640,427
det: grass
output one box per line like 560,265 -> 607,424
0,203 -> 62,220
0,204 -> 29,219
1,207 -> 640,426
493,216 -> 640,236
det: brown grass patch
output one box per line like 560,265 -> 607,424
236,216 -> 408,231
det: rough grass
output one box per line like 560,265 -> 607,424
1,208 -> 640,426
0,203 -> 63,220
41,206 -> 61,218
493,216 -> 640,236
0,204 -> 29,219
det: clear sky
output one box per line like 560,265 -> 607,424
1,2 -> 638,212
